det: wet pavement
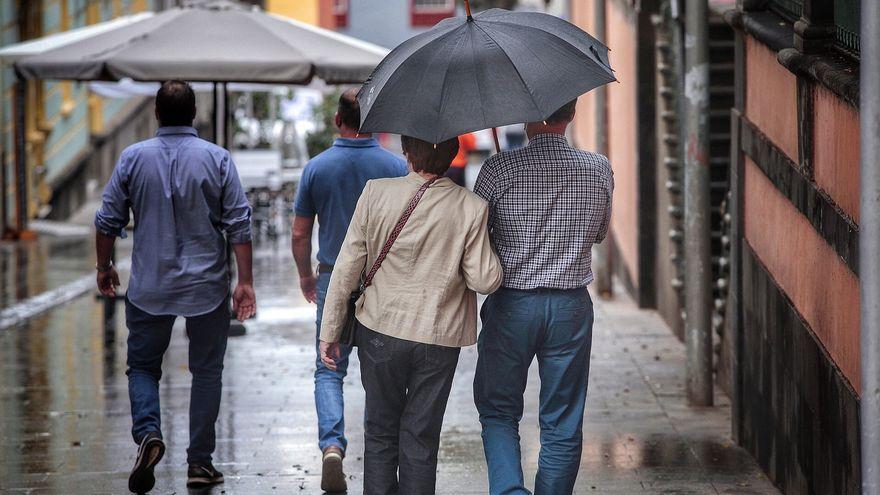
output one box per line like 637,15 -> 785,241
0,233 -> 781,494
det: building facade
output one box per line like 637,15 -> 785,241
1,0 -> 160,233
334,0 -> 457,48
572,0 -> 862,493
264,0 -> 335,28
727,1 -> 861,493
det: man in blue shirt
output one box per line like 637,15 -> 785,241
95,81 -> 255,494
292,88 -> 407,492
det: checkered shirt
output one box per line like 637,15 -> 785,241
474,133 -> 614,290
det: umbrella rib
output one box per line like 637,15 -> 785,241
431,29 -> 469,142
467,28 -> 490,133
361,25 -> 461,107
484,18 -> 614,77
471,22 -> 543,118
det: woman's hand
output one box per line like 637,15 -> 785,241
320,340 -> 341,371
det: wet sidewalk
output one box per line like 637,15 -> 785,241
0,237 -> 780,494
0,219 -> 134,329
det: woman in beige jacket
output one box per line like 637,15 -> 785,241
319,135 -> 502,495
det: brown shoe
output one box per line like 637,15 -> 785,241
321,446 -> 347,493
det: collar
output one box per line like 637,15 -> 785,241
528,133 -> 569,146
156,126 -> 198,137
334,137 -> 379,148
405,171 -> 452,186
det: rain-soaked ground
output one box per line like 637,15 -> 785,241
0,231 -> 781,494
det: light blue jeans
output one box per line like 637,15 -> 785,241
315,271 -> 353,452
474,288 -> 594,495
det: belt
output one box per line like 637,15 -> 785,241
501,286 -> 587,294
318,263 -> 334,274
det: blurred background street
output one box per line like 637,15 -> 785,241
1,0 -> 873,493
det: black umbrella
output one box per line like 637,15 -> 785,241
357,4 -> 616,145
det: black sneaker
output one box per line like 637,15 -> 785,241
128,432 -> 165,494
187,462 -> 224,487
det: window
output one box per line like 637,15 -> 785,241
413,0 -> 455,12
834,0 -> 860,55
334,0 -> 349,29
766,0 -> 860,56
768,0 -> 803,22
411,0 -> 455,27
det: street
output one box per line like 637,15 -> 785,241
0,235 -> 779,494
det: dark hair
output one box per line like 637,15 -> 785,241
401,135 -> 459,176
546,99 -> 578,124
155,80 -> 196,126
338,88 -> 361,131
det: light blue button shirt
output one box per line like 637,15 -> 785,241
95,126 -> 252,317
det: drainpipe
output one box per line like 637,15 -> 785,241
860,0 -> 880,491
593,0 -> 613,298
683,0 -> 712,406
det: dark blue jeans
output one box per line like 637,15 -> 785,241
357,323 -> 460,495
474,288 -> 594,495
315,271 -> 353,452
126,298 -> 230,464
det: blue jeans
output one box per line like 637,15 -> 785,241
126,298 -> 229,464
315,271 -> 353,452
474,288 -> 594,495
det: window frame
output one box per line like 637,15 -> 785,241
333,0 -> 349,29
410,0 -> 455,27
767,0 -> 804,23
832,0 -> 860,55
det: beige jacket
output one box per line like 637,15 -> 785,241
320,172 -> 503,347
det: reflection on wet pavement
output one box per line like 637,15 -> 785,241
0,232 -> 133,311
0,236 -> 780,494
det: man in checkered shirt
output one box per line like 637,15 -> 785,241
472,99 -> 613,495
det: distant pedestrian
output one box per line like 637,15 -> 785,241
445,132 -> 477,186
94,80 -> 256,494
291,88 -> 407,493
473,99 -> 614,495
320,136 -> 502,495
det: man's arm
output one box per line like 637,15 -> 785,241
473,158 -> 497,230
292,215 -> 317,303
219,152 -> 256,321
95,232 -> 120,297
94,152 -> 131,297
595,165 -> 614,244
231,241 -> 256,321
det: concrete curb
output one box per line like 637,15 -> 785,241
0,258 -> 131,330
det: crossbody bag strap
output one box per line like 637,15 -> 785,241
363,176 -> 439,288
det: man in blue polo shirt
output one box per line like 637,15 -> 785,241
291,88 -> 407,493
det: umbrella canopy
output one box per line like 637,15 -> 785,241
12,2 -> 388,85
357,8 -> 616,144
0,12 -> 155,63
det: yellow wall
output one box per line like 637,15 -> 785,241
266,0 -> 321,25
